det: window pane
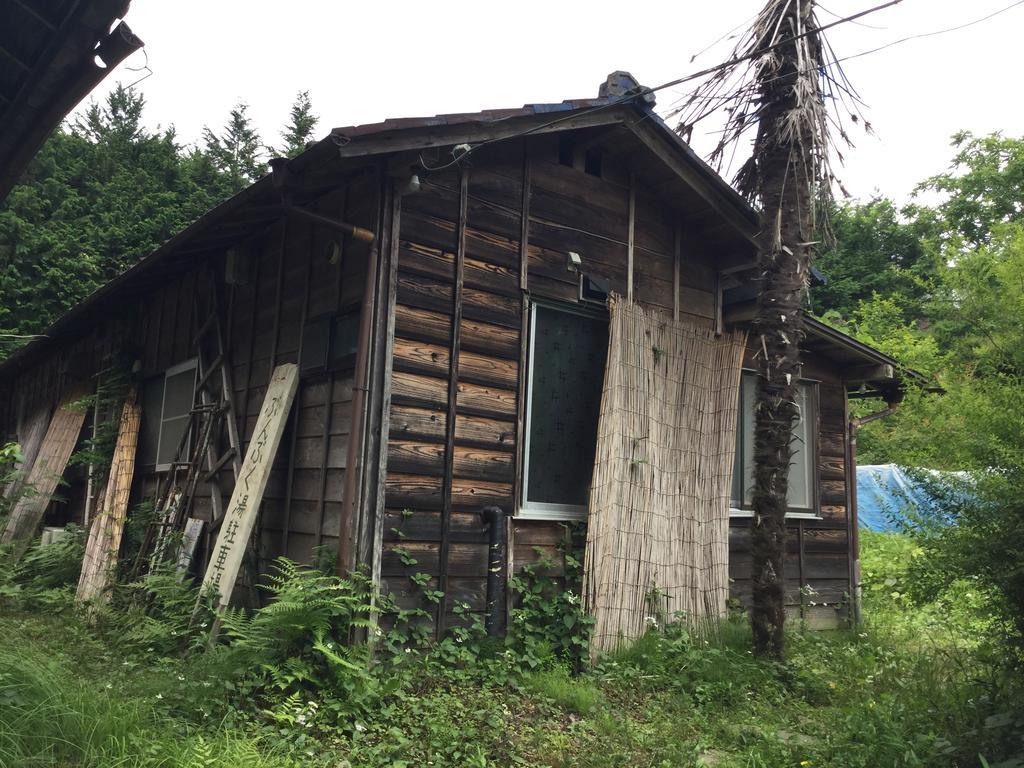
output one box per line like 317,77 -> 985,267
158,363 -> 196,469
330,312 -> 360,364
157,415 -> 190,468
742,375 -> 756,505
731,400 -> 743,507
163,367 -> 196,420
787,384 -> 814,509
137,376 -> 164,466
525,306 -> 608,508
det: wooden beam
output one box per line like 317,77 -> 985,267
627,120 -> 761,246
10,0 -> 56,30
843,363 -> 895,384
0,43 -> 31,71
331,110 -> 628,163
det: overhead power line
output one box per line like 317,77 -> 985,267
834,0 -> 1024,64
421,0 -> 1024,172
420,0 -> 906,171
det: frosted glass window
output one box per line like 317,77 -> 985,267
731,374 -> 817,513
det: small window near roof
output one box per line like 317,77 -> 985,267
520,303 -> 608,520
329,310 -> 360,368
300,310 -> 360,375
731,373 -> 817,515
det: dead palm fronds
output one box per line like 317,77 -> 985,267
672,0 -> 868,658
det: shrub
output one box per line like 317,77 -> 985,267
507,545 -> 594,672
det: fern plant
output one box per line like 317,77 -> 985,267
1,526 -> 85,611
218,558 -> 380,722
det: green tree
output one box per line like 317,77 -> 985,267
202,102 -> 264,192
912,132 -> 1024,248
811,198 -> 937,320
0,84 -> 231,353
276,90 -> 319,158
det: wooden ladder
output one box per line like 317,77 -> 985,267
192,270 -> 243,529
131,270 -> 243,577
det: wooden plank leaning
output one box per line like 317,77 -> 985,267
2,404 -> 51,506
76,388 -> 141,604
200,363 -> 299,617
1,385 -> 89,559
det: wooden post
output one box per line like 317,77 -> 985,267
201,364 -> 299,615
367,178 -> 401,605
514,141 -> 531,514
281,219 -> 314,559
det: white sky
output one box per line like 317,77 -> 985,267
81,0 -> 1023,204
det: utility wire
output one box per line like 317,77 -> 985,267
421,0 -> 1024,173
833,0 -> 1024,63
666,0 -> 1024,118
419,0 -> 905,171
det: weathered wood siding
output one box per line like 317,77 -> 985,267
1,172 -> 379,586
728,345 -> 853,628
377,134 -> 743,635
381,146 -> 524,635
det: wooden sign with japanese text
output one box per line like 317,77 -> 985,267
201,363 -> 298,610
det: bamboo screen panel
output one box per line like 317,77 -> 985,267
583,297 -> 747,653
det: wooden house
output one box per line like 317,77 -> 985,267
0,74 -> 917,637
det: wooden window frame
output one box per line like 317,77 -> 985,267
518,299 -> 607,522
729,371 -> 822,520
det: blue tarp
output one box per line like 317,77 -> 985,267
856,464 -> 944,532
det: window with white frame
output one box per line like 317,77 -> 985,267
730,373 -> 818,515
138,359 -> 198,471
520,303 -> 608,520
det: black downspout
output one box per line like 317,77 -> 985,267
481,505 -> 512,636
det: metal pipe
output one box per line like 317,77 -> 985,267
851,403 -> 897,429
335,188 -> 384,575
283,204 -> 375,244
847,397 -> 898,624
481,505 -> 512,636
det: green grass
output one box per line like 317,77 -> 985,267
0,532 -> 1021,768
521,665 -> 603,715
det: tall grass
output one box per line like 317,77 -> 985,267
0,640 -> 305,768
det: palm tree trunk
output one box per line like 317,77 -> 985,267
748,0 -> 818,660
